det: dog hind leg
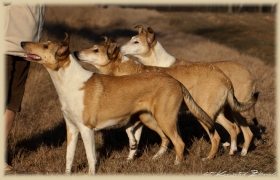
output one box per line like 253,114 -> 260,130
138,113 -> 170,160
199,121 -> 220,160
125,121 -> 144,160
216,112 -> 238,155
153,112 -> 185,165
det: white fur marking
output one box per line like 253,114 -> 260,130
94,120 -> 119,131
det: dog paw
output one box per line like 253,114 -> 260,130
126,158 -> 134,163
88,171 -> 95,175
229,146 -> 238,156
152,146 -> 168,160
229,151 -> 242,157
152,152 -> 162,160
152,154 -> 159,160
220,142 -> 231,147
240,149 -> 248,156
65,170 -> 72,175
127,152 -> 136,161
229,151 -> 237,156
174,160 -> 180,165
201,157 -> 209,161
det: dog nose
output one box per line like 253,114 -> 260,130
21,42 -> 26,47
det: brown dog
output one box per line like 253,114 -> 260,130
74,37 -> 259,160
21,33 -> 215,174
120,25 -> 260,156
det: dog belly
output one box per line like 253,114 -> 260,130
94,120 -> 119,131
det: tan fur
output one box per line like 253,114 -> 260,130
83,73 -> 182,128
74,39 -> 259,159
172,60 -> 257,155
21,33 -> 216,173
80,71 -> 215,136
121,25 -> 261,156
142,26 -> 259,155
173,59 -> 256,102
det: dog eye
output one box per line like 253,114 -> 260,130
43,45 -> 48,49
134,41 -> 139,44
93,49 -> 99,53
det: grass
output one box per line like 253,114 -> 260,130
165,12 -> 275,65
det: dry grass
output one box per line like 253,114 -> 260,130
5,5 -> 276,176
165,12 -> 275,65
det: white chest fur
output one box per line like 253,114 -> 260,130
47,55 -> 93,124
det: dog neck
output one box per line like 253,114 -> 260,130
47,54 -> 93,94
94,52 -> 121,75
99,51 -> 166,76
136,41 -> 176,67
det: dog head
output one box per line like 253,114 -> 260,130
21,33 -> 70,70
74,36 -> 119,67
120,25 -> 156,56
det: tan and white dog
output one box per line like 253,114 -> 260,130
120,25 -> 260,156
21,33 -> 215,174
73,37 -> 259,160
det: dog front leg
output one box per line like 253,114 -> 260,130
79,125 -> 96,175
65,121 -> 79,175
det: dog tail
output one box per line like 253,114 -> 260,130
180,84 -> 215,138
227,88 -> 260,112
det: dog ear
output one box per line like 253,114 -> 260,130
109,38 -> 116,44
101,36 -> 110,46
108,42 -> 117,54
62,32 -> 70,46
56,33 -> 70,60
147,27 -> 156,45
107,40 -> 119,60
134,25 -> 146,35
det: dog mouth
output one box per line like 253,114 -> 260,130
23,53 -> 41,61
